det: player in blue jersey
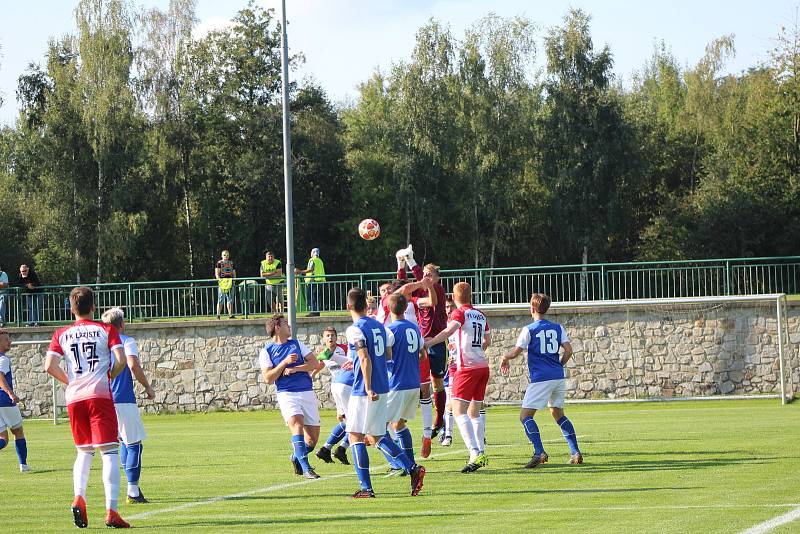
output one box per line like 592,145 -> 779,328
500,293 -> 582,467
259,314 -> 324,479
0,329 -> 31,473
385,293 -> 426,473
313,326 -> 354,465
101,308 -> 156,503
344,287 -> 425,498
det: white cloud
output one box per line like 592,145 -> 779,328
193,16 -> 234,39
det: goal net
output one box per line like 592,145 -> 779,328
486,294 -> 796,404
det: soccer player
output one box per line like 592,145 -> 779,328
344,287 -> 424,498
0,328 -> 31,472
44,286 -> 130,529
259,314 -> 324,479
500,293 -> 583,467
396,247 -> 449,441
425,282 -> 490,473
385,293 -> 425,470
101,308 -> 156,503
313,326 -> 353,465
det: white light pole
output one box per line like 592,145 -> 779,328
280,0 -> 297,332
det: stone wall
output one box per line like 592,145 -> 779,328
7,301 -> 799,418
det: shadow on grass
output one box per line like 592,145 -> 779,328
448,485 -> 700,497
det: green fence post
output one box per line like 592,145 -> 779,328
725,261 -> 731,295
478,269 -> 484,305
601,265 -> 607,301
126,283 -> 135,322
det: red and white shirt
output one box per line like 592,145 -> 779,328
449,305 -> 490,370
47,320 -> 122,405
376,296 -> 420,326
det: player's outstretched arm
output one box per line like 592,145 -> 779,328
44,355 -> 69,385
500,347 -> 523,375
560,342 -> 574,366
424,320 -> 459,349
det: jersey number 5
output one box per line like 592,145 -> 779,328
371,328 -> 385,356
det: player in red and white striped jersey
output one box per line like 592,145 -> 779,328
425,282 -> 491,472
44,287 -> 129,529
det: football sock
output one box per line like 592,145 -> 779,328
420,396 -> 433,438
325,421 -> 347,448
306,441 -> 315,454
124,442 -> 143,490
101,450 -> 120,511
470,417 -> 485,454
0,438 -> 6,451
119,441 -> 128,465
15,438 -> 28,465
379,432 -> 403,468
351,442 -> 372,490
376,434 -> 414,472
456,414 -> 479,457
557,416 -> 580,455
522,416 -> 544,454
342,435 -> 350,447
478,409 -> 486,443
291,434 -> 312,473
396,427 -> 415,463
445,409 -> 453,437
73,450 -> 94,497
434,389 -> 446,428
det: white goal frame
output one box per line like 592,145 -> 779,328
481,294 -> 794,405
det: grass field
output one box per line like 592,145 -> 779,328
3,400 -> 800,533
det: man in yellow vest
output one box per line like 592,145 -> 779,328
260,251 -> 284,313
295,248 -> 326,317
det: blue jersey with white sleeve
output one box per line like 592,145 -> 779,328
111,334 -> 138,404
346,316 -> 394,396
259,339 -> 314,393
516,319 -> 570,383
387,319 -> 422,391
327,343 -> 355,386
0,353 -> 15,407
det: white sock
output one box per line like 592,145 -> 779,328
101,451 -> 120,511
420,397 -> 433,438
445,410 -> 453,437
456,414 -> 479,458
128,483 -> 139,497
471,417 -> 484,454
73,450 -> 94,497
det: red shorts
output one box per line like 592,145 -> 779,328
67,398 -> 119,448
419,355 -> 431,384
451,367 -> 490,402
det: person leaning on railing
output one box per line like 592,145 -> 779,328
260,250 -> 284,313
215,250 -> 236,320
295,248 -> 326,317
17,264 -> 43,327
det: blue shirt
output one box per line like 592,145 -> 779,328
516,319 -> 570,383
0,353 -> 15,407
259,339 -> 314,393
111,334 -> 138,404
346,316 -> 394,396
387,319 -> 423,391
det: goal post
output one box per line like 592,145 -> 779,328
483,294 -> 796,405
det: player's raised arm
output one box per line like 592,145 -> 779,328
262,353 -> 299,384
424,320 -> 459,349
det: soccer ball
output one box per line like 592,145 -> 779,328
358,218 -> 381,240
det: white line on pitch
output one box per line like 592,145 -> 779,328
738,507 -> 800,534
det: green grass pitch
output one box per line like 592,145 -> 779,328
3,400 -> 800,533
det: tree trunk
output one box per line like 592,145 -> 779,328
181,146 -> 195,279
581,243 -> 588,301
96,164 -> 103,284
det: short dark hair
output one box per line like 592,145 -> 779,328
322,326 -> 337,336
388,293 -> 407,316
265,314 -> 286,337
530,293 -> 551,314
348,287 -> 367,313
70,286 -> 94,315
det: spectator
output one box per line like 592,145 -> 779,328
295,248 -> 326,317
17,265 -> 42,327
215,250 -> 236,319
260,251 -> 284,313
0,266 -> 8,326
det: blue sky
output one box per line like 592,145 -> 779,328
0,0 -> 797,125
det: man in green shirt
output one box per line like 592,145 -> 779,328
295,248 -> 326,317
260,251 -> 284,313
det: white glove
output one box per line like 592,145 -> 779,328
404,244 -> 416,268
397,258 -> 406,270
395,248 -> 407,262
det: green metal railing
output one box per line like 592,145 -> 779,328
1,255 -> 798,326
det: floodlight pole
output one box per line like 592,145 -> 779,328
280,0 -> 297,332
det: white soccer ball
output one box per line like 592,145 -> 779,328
358,218 -> 381,241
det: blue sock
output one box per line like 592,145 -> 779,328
378,432 -> 402,468
125,443 -> 142,484
0,438 -> 6,451
15,438 -> 28,465
557,416 -> 580,455
119,442 -> 128,467
306,442 -> 315,454
522,416 -> 544,455
325,421 -> 347,448
396,427 -> 415,464
342,435 -> 350,447
351,442 -> 372,490
376,434 -> 414,473
291,434 -> 312,473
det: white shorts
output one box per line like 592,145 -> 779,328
0,406 -> 23,432
346,394 -> 389,437
522,379 -> 566,410
115,403 -> 147,444
331,382 -> 352,417
276,390 -> 321,426
386,388 -> 419,423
